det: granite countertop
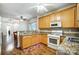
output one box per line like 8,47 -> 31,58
19,31 -> 48,36
58,37 -> 79,55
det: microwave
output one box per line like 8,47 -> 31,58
50,21 -> 61,27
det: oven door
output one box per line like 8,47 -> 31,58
48,36 -> 60,46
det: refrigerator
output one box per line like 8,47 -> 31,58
1,18 -> 14,55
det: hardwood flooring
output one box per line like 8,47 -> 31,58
12,43 -> 56,55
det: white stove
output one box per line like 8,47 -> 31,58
48,30 -> 62,49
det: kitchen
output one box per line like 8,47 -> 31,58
0,3 -> 79,55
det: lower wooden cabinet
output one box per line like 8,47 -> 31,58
31,35 -> 40,45
20,34 -> 48,49
20,36 -> 32,49
40,34 -> 48,45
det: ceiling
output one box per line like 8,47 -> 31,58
0,3 -> 74,20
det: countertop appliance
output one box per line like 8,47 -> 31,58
50,21 -> 61,27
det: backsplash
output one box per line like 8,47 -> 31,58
63,28 -> 79,37
40,28 -> 79,36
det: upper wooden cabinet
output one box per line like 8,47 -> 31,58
54,12 -> 62,21
77,4 -> 79,20
76,4 -> 79,27
39,15 -> 51,29
51,7 -> 76,28
39,13 -> 56,29
50,13 -> 55,21
61,7 -> 75,28
39,17 -> 45,29
38,7 -> 76,29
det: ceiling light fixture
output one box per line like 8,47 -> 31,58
20,16 -> 24,21
37,5 -> 48,13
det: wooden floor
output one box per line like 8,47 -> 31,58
12,43 -> 56,55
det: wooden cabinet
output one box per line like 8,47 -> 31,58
76,4 -> 79,27
39,17 -> 45,29
31,35 -> 40,45
31,34 -> 48,45
40,34 -> 48,45
37,34 -> 42,43
38,7 -> 76,28
39,15 -> 51,29
61,7 -> 75,28
53,8 -> 76,28
20,36 -> 32,49
54,12 -> 62,21
77,4 -> 79,20
20,34 -> 47,49
20,35 -> 40,49
39,13 -> 56,29
50,13 -> 55,22
31,35 -> 36,45
39,12 -> 62,29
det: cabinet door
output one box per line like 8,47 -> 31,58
50,13 -> 55,21
36,34 -> 41,43
45,15 -> 51,28
31,35 -> 40,45
61,7 -> 75,28
31,35 -> 36,45
54,12 -> 62,21
39,17 -> 45,29
76,4 -> 79,27
39,15 -> 50,29
31,34 -> 42,45
41,34 -> 48,45
77,4 -> 79,20
21,36 -> 32,49
43,35 -> 48,45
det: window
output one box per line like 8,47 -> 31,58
29,22 -> 37,31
